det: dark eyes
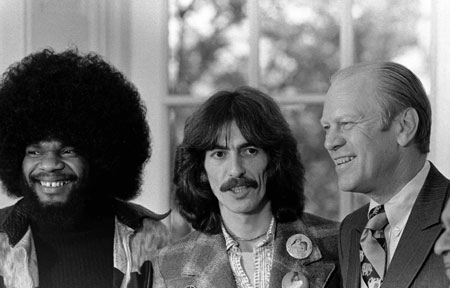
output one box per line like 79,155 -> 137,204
209,147 -> 260,159
61,148 -> 76,155
243,147 -> 258,156
212,151 -> 225,158
25,147 -> 77,157
25,149 -> 40,156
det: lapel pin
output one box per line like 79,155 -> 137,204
286,234 -> 313,259
282,271 -> 309,288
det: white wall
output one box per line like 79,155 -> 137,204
429,0 -> 450,177
0,0 -> 26,208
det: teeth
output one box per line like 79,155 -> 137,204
40,181 -> 70,188
335,156 -> 355,165
231,186 -> 248,193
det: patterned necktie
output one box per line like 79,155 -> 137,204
360,205 -> 389,288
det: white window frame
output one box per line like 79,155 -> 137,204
0,0 -> 450,222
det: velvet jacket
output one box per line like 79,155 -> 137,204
153,213 -> 342,288
339,163 -> 450,288
0,199 -> 170,288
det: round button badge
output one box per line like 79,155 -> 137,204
282,271 -> 309,288
286,234 -> 313,259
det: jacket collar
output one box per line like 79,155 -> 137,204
112,199 -> 170,230
180,231 -> 236,288
382,163 -> 450,287
0,198 -> 170,247
0,199 -> 29,246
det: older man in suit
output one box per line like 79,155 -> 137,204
321,62 -> 450,288
153,87 -> 342,288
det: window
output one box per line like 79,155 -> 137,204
0,1 -> 447,235
167,0 -> 431,238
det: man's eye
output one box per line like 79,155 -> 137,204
26,149 -> 40,156
341,122 -> 354,129
62,148 -> 76,155
243,147 -> 259,156
212,151 -> 225,158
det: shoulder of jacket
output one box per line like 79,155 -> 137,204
301,212 -> 340,232
0,205 -> 15,232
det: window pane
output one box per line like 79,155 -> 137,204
259,0 -> 340,95
354,0 -> 431,91
168,106 -> 198,239
168,0 -> 249,96
282,103 -> 339,220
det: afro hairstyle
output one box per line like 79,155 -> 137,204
0,48 -> 150,201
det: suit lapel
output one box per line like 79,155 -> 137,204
382,165 -> 450,288
345,205 -> 368,288
347,228 -> 363,288
181,232 -> 236,288
270,221 -> 335,288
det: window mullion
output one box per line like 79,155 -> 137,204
340,0 -> 354,68
248,0 -> 260,87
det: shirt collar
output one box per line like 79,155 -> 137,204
369,161 -> 430,228
221,217 -> 276,251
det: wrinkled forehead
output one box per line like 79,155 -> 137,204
323,71 -> 381,115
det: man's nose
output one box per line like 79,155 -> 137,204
434,231 -> 450,256
324,128 -> 345,151
39,153 -> 65,171
228,154 -> 245,178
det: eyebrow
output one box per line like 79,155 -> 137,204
210,142 -> 256,150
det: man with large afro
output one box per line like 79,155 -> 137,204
0,48 -> 169,288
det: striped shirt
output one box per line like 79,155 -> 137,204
221,218 -> 275,288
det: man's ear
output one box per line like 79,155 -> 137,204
396,107 -> 419,147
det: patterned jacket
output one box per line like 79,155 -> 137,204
0,198 -> 170,288
153,213 -> 342,288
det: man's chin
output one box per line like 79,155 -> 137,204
38,199 -> 68,208
21,181 -> 91,229
36,194 -> 71,207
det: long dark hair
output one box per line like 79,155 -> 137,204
174,86 -> 305,234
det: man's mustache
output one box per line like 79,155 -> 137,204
220,177 -> 258,192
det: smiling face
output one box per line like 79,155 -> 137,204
22,139 -> 89,206
320,72 -> 401,196
204,121 -> 270,218
435,200 -> 450,280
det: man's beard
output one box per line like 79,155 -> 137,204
21,176 -> 100,232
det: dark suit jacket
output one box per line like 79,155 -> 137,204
339,163 -> 450,288
153,213 -> 342,288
